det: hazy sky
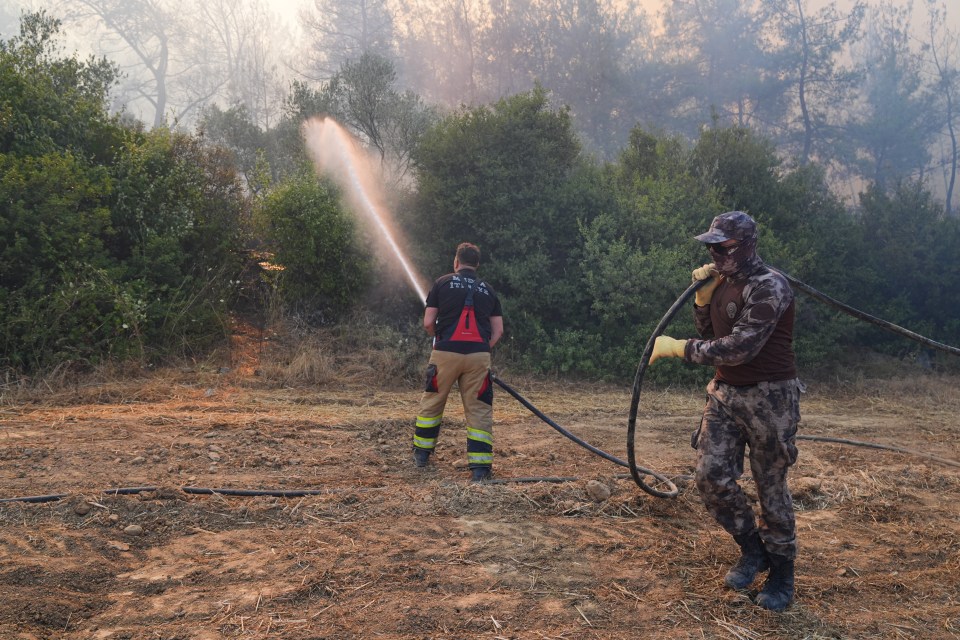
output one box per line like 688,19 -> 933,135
5,0 -> 955,43
271,0 -> 308,30
266,0 -> 956,36
268,0 -> 672,33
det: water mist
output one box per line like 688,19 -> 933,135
302,117 -> 428,303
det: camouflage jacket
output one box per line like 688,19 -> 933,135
685,261 -> 797,384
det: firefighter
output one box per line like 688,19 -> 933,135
413,242 -> 504,482
650,211 -> 802,612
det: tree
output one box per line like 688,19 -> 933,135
479,0 -> 648,156
531,0 -> 648,156
91,124 -> 249,358
410,87 -> 597,356
846,3 -> 938,191
660,0 -> 785,134
0,10 -> 119,158
1,12 -> 118,369
0,12 -> 249,371
394,0 -> 488,106
924,0 -> 960,216
392,0 -> 649,156
62,0 -> 291,130
855,180 -> 960,355
329,53 -> 398,162
193,0 -> 289,129
293,53 -> 437,185
690,124 -> 783,214
574,126 -> 720,378
198,103 -> 270,193
254,175 -> 372,317
772,0 -> 865,166
257,79 -> 339,182
299,0 -> 395,80
63,0 -> 186,127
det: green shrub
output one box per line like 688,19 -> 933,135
255,175 -> 372,319
0,15 -> 249,371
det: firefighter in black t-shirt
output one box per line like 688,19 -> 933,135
413,242 -> 503,482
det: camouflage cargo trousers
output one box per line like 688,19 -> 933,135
693,378 -> 802,559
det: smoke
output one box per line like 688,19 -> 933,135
301,117 -> 428,303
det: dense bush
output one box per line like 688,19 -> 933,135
409,87 -> 612,368
0,11 -> 120,160
254,174 -> 373,321
0,14 -> 248,372
5,13 -> 959,381
0,151 -> 119,367
103,127 -> 249,355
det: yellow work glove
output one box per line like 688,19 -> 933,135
692,263 -> 721,306
650,336 -> 688,365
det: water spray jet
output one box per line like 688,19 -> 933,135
303,117 -> 428,303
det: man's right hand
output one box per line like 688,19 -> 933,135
692,263 -> 721,306
650,336 -> 687,364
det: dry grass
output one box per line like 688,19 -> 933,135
234,313 -> 430,388
255,336 -> 339,386
2,350 -> 960,638
5,312 -> 957,410
0,360 -> 197,407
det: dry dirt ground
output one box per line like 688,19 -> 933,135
2,362 -> 960,639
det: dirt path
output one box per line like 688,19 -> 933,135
1,372 -> 959,639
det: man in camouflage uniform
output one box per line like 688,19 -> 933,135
650,211 -> 801,612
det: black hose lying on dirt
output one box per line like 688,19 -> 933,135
0,493 -> 70,504
182,487 -> 331,497
4,271 -> 959,506
0,477 -> 593,504
0,486 -> 350,504
491,374 -> 679,494
487,476 -> 579,485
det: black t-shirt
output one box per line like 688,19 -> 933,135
426,268 -> 502,354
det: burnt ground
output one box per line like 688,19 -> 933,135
1,365 -> 959,639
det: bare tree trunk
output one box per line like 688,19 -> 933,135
945,90 -> 957,216
926,5 -> 959,216
153,31 -> 168,127
795,0 -> 812,165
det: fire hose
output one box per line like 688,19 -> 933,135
495,269 -> 960,499
3,271 -> 959,504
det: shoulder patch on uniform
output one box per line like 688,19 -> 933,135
726,301 -> 738,319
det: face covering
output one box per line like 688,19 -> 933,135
709,235 -> 759,278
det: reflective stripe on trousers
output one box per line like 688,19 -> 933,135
467,426 -> 493,465
414,414 -> 441,449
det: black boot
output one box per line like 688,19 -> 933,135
755,554 -> 795,612
724,532 -> 770,590
413,447 -> 431,467
470,466 -> 492,483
